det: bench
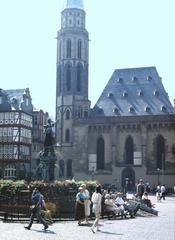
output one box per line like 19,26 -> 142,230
0,204 -> 30,222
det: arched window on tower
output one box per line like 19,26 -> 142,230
97,137 -> 105,170
65,128 -> 70,143
66,64 -> 71,91
156,135 -> 165,170
67,39 -> 71,58
76,63 -> 82,92
77,39 -> 82,59
57,65 -> 61,94
65,109 -> 70,120
66,159 -> 72,178
125,136 -> 134,164
59,40 -> 62,60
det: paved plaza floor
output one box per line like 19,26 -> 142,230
0,195 -> 175,240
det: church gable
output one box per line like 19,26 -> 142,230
92,66 -> 173,117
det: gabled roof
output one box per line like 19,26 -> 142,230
92,67 -> 173,117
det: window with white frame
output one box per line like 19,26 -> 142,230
4,164 -> 16,178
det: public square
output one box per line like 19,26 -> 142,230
0,195 -> 174,240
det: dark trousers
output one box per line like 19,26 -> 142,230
160,192 -> 166,200
28,208 -> 48,228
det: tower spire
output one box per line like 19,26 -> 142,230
64,0 -> 84,10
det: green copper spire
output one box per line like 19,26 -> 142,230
64,0 -> 84,10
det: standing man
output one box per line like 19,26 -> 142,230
24,188 -> 48,230
136,179 -> 145,199
160,184 -> 166,200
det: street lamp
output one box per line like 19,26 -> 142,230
157,168 -> 160,184
91,166 -> 95,181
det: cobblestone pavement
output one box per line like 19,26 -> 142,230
0,195 -> 175,240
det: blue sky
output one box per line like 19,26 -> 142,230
0,0 -> 174,118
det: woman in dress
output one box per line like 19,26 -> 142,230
74,186 -> 85,226
91,184 -> 102,233
81,183 -> 91,224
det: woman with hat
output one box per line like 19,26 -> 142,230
74,186 -> 86,226
81,183 -> 91,224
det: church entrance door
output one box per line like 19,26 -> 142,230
121,167 -> 135,193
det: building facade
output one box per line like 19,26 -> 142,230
0,88 -> 49,180
55,0 -> 175,189
0,88 -> 33,179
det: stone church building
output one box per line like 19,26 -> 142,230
54,0 -> 175,189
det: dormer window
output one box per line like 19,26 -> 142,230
147,76 -> 152,81
154,90 -> 159,97
123,91 -> 128,97
161,106 -> 166,112
132,76 -> 137,81
98,107 -> 103,113
129,106 -> 134,113
145,106 -> 151,112
0,96 -> 2,104
113,107 -> 119,113
108,92 -> 113,97
117,77 -> 123,83
138,90 -> 143,97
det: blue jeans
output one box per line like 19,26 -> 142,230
28,208 -> 48,228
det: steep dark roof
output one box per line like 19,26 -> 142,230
5,88 -> 33,113
92,67 -> 173,117
0,88 -> 11,111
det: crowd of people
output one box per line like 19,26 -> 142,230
24,179 -> 167,233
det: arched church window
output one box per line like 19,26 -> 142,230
67,39 -> 71,58
125,136 -> 134,164
65,128 -> 70,142
77,63 -> 82,92
156,135 -> 165,170
66,64 -> 71,91
66,109 -> 70,120
59,160 -> 65,178
97,137 -> 105,170
66,159 -> 72,178
78,39 -> 82,59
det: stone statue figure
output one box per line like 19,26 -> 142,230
43,119 -> 55,157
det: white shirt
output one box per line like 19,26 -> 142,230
115,197 -> 125,205
91,192 -> 102,207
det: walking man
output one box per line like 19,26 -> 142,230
24,188 -> 48,230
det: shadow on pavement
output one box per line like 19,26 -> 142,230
31,229 -> 56,234
100,230 -> 123,236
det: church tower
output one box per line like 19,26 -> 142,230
55,0 -> 90,145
